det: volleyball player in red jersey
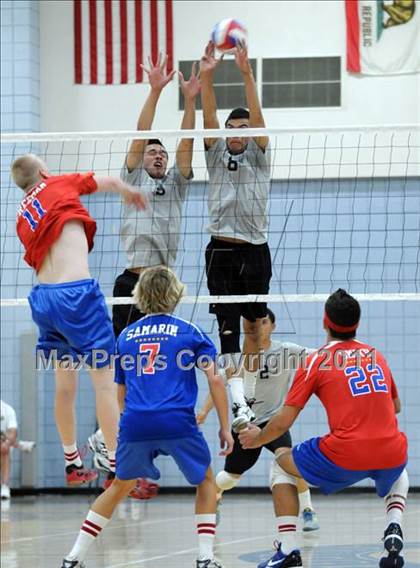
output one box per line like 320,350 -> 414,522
13,154 -> 146,487
240,289 -> 408,568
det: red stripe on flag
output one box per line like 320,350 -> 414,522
165,0 -> 173,73
74,0 -> 82,83
104,0 -> 113,84
89,0 -> 98,84
150,0 -> 158,65
345,0 -> 360,73
120,0 -> 128,83
135,0 -> 143,82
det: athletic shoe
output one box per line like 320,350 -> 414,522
196,559 -> 223,568
103,474 -> 160,500
302,507 -> 320,531
88,430 -> 111,473
379,523 -> 404,568
61,559 -> 86,568
66,464 -> 98,486
17,440 -> 36,452
231,403 -> 255,433
1,484 -> 11,500
129,478 -> 160,500
257,542 -> 302,568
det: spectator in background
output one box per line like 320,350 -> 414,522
1,399 -> 35,500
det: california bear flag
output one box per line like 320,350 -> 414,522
345,0 -> 420,74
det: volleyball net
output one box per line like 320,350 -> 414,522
1,124 -> 419,306
1,125 -> 419,488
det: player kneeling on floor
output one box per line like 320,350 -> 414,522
197,308 -> 319,531
61,266 -> 234,568
239,289 -> 408,568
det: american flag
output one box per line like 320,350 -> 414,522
74,0 -> 174,85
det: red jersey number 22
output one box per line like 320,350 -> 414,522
139,343 -> 160,374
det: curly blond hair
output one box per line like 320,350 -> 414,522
133,266 -> 185,314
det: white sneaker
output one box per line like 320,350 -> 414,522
18,440 -> 36,452
231,403 -> 255,433
88,430 -> 111,473
1,484 -> 11,500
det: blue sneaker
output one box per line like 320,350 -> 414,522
302,508 -> 320,532
257,542 -> 302,568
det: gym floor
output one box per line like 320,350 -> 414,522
1,493 -> 420,568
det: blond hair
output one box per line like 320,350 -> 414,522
133,266 -> 185,314
11,154 -> 46,191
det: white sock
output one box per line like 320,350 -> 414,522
298,489 -> 313,512
228,377 -> 247,407
243,369 -> 258,401
63,443 -> 82,468
196,514 -> 216,560
66,510 -> 110,561
385,469 -> 409,528
277,515 -> 298,554
108,449 -> 116,473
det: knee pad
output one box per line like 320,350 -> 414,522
216,471 -> 241,492
216,313 -> 241,354
270,460 -> 297,491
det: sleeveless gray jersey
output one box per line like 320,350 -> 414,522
205,138 -> 271,244
243,340 -> 316,426
120,162 -> 191,268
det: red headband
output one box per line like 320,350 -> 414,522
324,312 -> 359,333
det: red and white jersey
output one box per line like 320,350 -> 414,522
16,173 -> 97,273
285,339 -> 407,470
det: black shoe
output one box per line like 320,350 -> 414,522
61,560 -> 86,568
379,523 -> 404,568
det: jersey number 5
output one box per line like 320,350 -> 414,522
139,343 -> 160,375
23,198 -> 47,231
345,364 -> 388,397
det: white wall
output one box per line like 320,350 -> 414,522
40,0 -> 419,133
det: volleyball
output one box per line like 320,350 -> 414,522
211,18 -> 248,52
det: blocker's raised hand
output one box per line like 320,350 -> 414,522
141,52 -> 176,92
179,61 -> 201,100
234,43 -> 253,76
200,41 -> 224,75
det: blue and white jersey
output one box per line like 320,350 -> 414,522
115,314 -> 217,441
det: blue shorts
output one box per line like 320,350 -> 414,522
116,430 -> 211,486
28,279 -> 115,368
293,437 -> 406,498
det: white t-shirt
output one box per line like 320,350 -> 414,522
243,340 -> 316,425
1,400 -> 18,433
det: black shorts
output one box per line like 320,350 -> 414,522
205,237 -> 272,322
112,270 -> 145,337
224,422 -> 292,476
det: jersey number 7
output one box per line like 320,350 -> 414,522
139,343 -> 160,375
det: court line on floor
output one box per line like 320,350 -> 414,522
3,515 -> 192,544
104,534 -> 270,568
